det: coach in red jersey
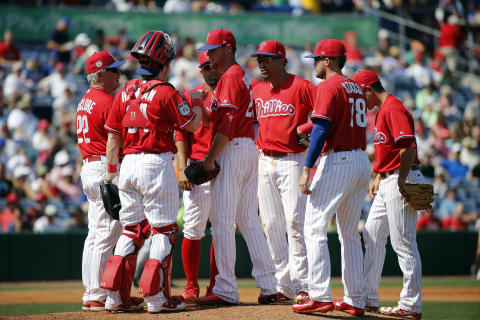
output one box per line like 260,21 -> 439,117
175,51 -> 220,302
77,51 -> 124,312
293,39 -> 370,316
352,70 -> 424,319
100,31 -> 203,313
252,40 -> 315,304
196,29 -> 278,305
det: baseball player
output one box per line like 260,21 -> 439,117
78,51 -> 124,312
100,30 -> 203,313
196,29 -> 278,305
176,51 -> 219,302
292,39 -> 370,316
352,70 -> 424,319
251,40 -> 315,303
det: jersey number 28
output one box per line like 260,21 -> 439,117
348,97 -> 367,128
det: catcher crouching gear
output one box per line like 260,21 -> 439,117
399,183 -> 434,210
184,160 -> 220,185
100,183 -> 121,220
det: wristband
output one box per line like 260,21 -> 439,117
107,164 -> 117,173
298,121 -> 314,134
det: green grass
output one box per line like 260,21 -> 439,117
380,301 -> 480,320
0,303 -> 80,316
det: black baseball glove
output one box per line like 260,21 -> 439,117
184,160 -> 220,185
100,183 -> 121,220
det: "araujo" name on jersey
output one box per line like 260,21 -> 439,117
255,98 -> 296,118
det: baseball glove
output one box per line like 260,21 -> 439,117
100,183 -> 121,220
399,183 -> 434,210
184,160 -> 220,185
297,133 -> 310,148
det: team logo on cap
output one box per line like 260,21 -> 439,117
96,61 -> 102,67
259,42 -> 267,50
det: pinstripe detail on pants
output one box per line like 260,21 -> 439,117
305,149 -> 370,308
363,169 -> 424,313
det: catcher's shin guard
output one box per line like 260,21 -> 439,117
139,224 -> 178,300
101,255 -> 124,291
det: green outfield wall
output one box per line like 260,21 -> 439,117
0,231 -> 477,281
0,6 -> 377,47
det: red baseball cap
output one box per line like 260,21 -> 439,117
250,40 -> 286,58
86,51 -> 124,74
305,39 -> 346,58
352,70 -> 380,88
199,29 -> 236,51
38,119 -> 49,130
6,193 -> 19,204
198,51 -> 210,67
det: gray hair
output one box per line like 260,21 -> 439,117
86,69 -> 103,86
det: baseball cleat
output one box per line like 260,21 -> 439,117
89,300 -> 106,311
205,286 -> 214,296
148,299 -> 186,313
82,302 -> 90,311
292,298 -> 334,314
182,284 -> 200,303
380,305 -> 422,319
365,305 -> 379,312
334,299 -> 364,316
295,291 -> 309,304
196,294 -> 236,305
106,296 -> 144,312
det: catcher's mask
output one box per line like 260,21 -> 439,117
131,30 -> 176,75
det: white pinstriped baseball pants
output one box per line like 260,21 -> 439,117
258,151 -> 308,298
210,138 -> 277,303
305,149 -> 370,308
183,178 -> 211,240
81,156 -> 122,304
363,169 -> 424,313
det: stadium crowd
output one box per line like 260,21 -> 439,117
0,8 -> 480,237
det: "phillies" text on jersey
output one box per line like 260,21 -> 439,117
255,98 -> 296,118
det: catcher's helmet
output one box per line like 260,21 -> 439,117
131,30 -> 176,65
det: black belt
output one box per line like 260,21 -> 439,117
380,164 -> 421,178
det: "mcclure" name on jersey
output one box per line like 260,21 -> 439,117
255,98 -> 296,118
76,98 -> 96,114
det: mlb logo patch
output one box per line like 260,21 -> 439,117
96,61 -> 102,67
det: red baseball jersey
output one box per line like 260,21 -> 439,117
312,74 -> 366,152
254,74 -> 315,153
76,88 -> 113,159
175,84 -> 213,161
210,64 -> 255,140
105,79 -> 196,155
373,94 -> 420,173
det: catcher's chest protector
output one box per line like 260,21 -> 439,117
121,80 -> 172,130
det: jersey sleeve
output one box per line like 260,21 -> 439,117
388,109 -> 415,143
301,81 -> 316,111
104,90 -> 123,134
162,89 -> 196,129
214,76 -> 243,111
311,83 -> 336,122
175,129 -> 190,142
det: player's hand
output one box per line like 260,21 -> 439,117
203,160 -> 216,172
104,172 -> 118,185
178,169 -> 192,191
189,89 -> 208,102
369,174 -> 381,198
299,166 -> 312,195
296,126 -> 305,138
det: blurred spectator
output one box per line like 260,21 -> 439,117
343,31 -> 363,66
420,154 -> 435,179
12,166 -> 37,201
381,45 -> 404,76
415,83 -> 439,111
0,193 -> 21,232
442,203 -> 478,231
22,53 -> 46,84
439,143 -> 470,181
104,27 -> 129,58
68,206 -> 87,231
72,33 -> 91,61
7,94 -> 38,143
39,62 -> 77,100
417,210 -> 442,231
48,150 -> 81,201
33,204 -> 65,233
439,14 -> 464,57
404,52 -> 432,89
465,94 -> 480,120
437,188 -> 459,219
163,0 -> 192,12
3,62 -> 31,101
0,162 -> 12,197
32,119 -> 53,152
46,16 -> 73,64
0,30 -> 21,67
460,137 -> 479,169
